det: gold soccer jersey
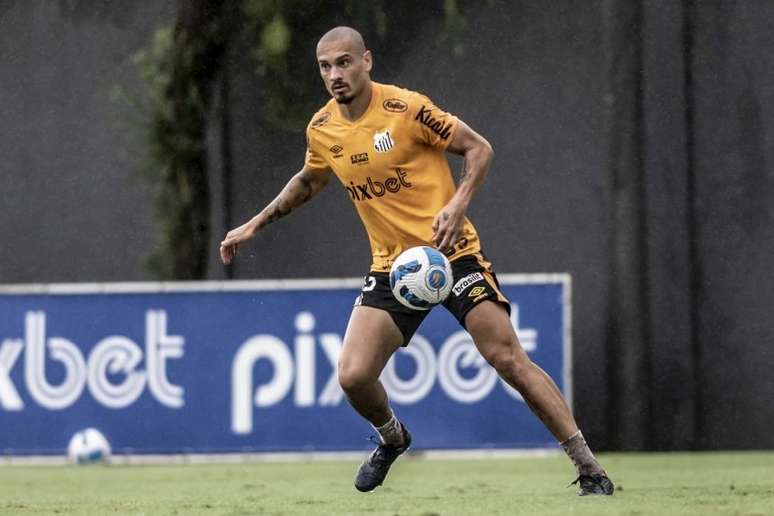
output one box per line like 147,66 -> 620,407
305,82 -> 482,272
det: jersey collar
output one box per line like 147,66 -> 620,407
336,81 -> 380,126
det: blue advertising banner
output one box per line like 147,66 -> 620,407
0,275 -> 570,455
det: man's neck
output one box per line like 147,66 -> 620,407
338,81 -> 373,122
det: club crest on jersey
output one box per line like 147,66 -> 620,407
373,130 -> 395,153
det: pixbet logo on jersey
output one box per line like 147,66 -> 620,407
231,305 -> 537,434
345,168 -> 412,202
0,311 -> 184,410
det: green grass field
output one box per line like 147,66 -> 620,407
1,452 -> 772,515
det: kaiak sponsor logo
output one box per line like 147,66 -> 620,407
373,130 -> 395,153
452,273 -> 484,296
350,152 -> 369,165
311,112 -> 331,128
329,145 -> 343,158
383,98 -> 408,113
346,168 -> 411,201
415,105 -> 453,140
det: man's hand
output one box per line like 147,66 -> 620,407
432,199 -> 467,253
220,220 -> 257,265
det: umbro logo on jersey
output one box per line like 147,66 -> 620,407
329,145 -> 343,158
345,168 -> 412,202
350,153 -> 369,165
373,130 -> 395,153
415,105 -> 453,140
452,272 -> 484,296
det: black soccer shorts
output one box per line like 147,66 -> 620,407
354,252 -> 511,345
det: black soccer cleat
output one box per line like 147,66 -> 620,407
354,423 -> 412,492
569,473 -> 615,496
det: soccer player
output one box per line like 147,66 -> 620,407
220,26 -> 614,496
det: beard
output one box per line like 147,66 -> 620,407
334,93 -> 354,104
331,82 -> 354,104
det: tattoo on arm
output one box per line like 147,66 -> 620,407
265,198 -> 288,224
296,174 -> 314,203
263,172 -> 316,227
459,159 -> 471,185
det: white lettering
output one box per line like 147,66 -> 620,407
87,336 -> 146,409
0,310 -> 184,412
317,333 -> 343,406
452,273 -> 484,296
381,335 -> 436,404
146,311 -> 185,408
228,303 -> 541,433
294,312 -> 316,407
0,339 -> 24,410
24,312 -> 86,410
437,330 -> 498,403
231,335 -> 294,434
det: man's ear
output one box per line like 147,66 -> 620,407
363,50 -> 373,72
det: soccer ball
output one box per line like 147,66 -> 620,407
67,427 -> 111,464
389,246 -> 453,310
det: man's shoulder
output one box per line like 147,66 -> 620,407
377,83 -> 427,114
306,99 -> 337,133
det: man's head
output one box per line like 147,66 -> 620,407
316,26 -> 372,104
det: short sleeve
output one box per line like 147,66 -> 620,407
304,127 -> 329,171
407,93 -> 459,150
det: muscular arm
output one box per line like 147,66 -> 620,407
220,165 -> 332,264
256,166 -> 331,229
432,119 -> 495,252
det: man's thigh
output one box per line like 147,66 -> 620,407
355,272 -> 430,346
464,299 -> 528,363
340,306 -> 406,381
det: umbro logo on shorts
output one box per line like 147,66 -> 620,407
468,286 -> 486,298
373,130 -> 395,153
452,272 -> 484,296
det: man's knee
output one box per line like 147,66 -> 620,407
338,360 -> 377,393
481,340 -> 532,386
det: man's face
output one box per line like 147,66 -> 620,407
316,39 -> 372,104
